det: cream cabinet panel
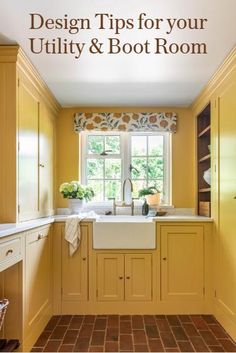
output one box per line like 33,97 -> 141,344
125,254 -> 152,301
97,254 -> 124,301
218,81 -> 236,317
18,79 -> 39,221
24,226 -> 52,337
39,103 -> 54,215
161,225 -> 204,301
61,225 -> 88,301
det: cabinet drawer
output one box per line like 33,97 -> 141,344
26,225 -> 50,244
0,236 -> 22,270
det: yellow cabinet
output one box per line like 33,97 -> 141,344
0,46 -> 59,223
24,225 -> 52,350
97,253 -> 152,302
217,79 -> 236,319
160,225 -> 204,301
61,224 -> 88,302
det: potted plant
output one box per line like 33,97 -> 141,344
59,181 -> 95,214
138,186 -> 161,206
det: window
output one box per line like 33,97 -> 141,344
81,131 -> 171,204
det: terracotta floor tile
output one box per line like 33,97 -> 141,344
199,330 -> 219,346
91,331 -> 105,346
160,331 -> 178,348
58,316 -> 73,326
31,348 -> 43,352
120,315 -> 131,321
208,345 -> 225,352
69,317 -> 83,330
34,331 -> 51,347
106,327 -> 119,341
209,324 -> 228,339
79,324 -> 94,338
148,338 -> 164,352
84,315 -> 96,324
89,346 -> 104,352
167,315 -> 181,326
145,325 -> 159,339
120,321 -> 132,334
50,326 -> 67,339
105,341 -> 119,352
59,344 -> 74,352
143,315 -> 156,325
191,316 -> 209,330
120,334 -> 133,351
133,330 -> 147,344
178,315 -> 192,323
43,339 -> 61,352
202,315 -> 218,324
44,316 -> 61,331
132,316 -> 144,330
74,337 -> 90,352
156,318 -> 171,332
108,315 -> 119,327
94,318 -> 107,330
218,338 -> 236,352
166,348 -> 180,352
63,330 -> 79,344
182,323 -> 199,337
177,341 -> 194,352
190,336 -> 209,352
134,344 -> 149,351
171,326 -> 188,341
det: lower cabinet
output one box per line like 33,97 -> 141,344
97,253 -> 152,301
160,225 -> 204,301
61,224 -> 88,301
24,225 -> 52,350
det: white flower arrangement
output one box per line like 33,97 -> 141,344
59,181 -> 95,201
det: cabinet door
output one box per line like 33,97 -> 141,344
25,226 -> 52,336
125,254 -> 152,301
217,81 -> 236,317
62,224 -> 88,301
39,103 -> 54,215
161,225 -> 204,301
18,78 -> 39,221
97,254 -> 124,301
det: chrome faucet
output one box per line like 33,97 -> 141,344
109,178 -> 135,215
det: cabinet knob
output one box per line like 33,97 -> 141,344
82,257 -> 87,261
39,163 -> 45,168
126,276 -> 130,280
38,233 -> 43,240
119,276 -> 123,280
162,257 -> 167,261
6,249 -> 13,256
234,196 -> 236,199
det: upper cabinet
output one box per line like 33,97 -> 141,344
0,46 -> 60,222
197,104 -> 211,216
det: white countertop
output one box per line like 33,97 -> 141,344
0,214 -> 213,238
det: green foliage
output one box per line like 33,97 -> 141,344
138,186 -> 159,198
59,181 -> 95,201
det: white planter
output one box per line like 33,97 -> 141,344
68,199 -> 85,214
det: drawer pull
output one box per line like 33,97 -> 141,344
162,257 -> 167,261
82,257 -> 87,261
6,249 -> 13,256
38,233 -> 43,240
119,276 -> 123,280
126,276 -> 130,280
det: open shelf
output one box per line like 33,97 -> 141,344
197,104 -> 211,216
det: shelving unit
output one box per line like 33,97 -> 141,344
197,104 -> 211,216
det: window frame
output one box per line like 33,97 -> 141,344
80,131 -> 172,205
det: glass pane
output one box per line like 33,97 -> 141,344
105,136 -> 120,154
88,135 -> 104,154
87,180 -> 103,201
148,180 -> 163,193
105,159 -> 121,179
105,181 -> 121,200
87,159 -> 104,179
131,157 -> 147,179
148,158 -> 164,178
148,136 -> 163,156
131,136 -> 147,156
132,180 -> 147,198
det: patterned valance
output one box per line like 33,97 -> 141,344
74,112 -> 177,133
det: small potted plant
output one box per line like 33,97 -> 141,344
59,181 -> 95,214
138,186 -> 161,206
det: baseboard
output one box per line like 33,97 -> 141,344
214,300 -> 236,341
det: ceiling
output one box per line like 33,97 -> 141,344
0,0 -> 235,107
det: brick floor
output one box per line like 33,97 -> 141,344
31,315 -> 236,352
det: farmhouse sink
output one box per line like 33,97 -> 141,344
93,215 -> 156,249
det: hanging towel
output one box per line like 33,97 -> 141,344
65,211 -> 98,256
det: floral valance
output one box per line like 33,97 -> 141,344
74,112 -> 177,133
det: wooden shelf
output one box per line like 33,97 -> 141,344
199,154 -> 211,163
198,125 -> 211,137
199,188 -> 211,193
